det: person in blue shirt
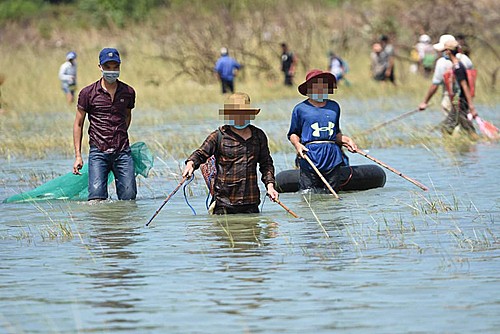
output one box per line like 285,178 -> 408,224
214,47 -> 241,94
287,69 -> 357,192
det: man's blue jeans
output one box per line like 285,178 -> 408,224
88,146 -> 137,200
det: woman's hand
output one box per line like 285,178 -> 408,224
342,135 -> 358,153
182,161 -> 195,178
294,143 -> 308,158
267,183 -> 279,202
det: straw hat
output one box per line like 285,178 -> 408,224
298,69 -> 337,96
219,92 -> 260,115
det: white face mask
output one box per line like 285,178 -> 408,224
102,70 -> 120,83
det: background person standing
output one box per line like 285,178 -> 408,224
418,34 -> 474,135
370,43 -> 386,81
59,51 -> 77,104
280,43 -> 297,86
328,50 -> 348,84
214,47 -> 241,94
440,39 -> 477,135
73,47 -> 137,201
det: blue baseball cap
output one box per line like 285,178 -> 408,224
99,48 -> 121,65
66,51 -> 77,60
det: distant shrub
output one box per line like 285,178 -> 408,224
78,0 -> 169,27
0,0 -> 45,24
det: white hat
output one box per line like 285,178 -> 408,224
419,34 -> 431,43
220,47 -> 228,55
433,34 -> 456,52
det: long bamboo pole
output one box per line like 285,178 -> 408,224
302,154 -> 340,199
355,149 -> 429,191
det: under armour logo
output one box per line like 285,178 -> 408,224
311,122 -> 335,137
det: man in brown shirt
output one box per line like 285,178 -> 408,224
183,93 -> 279,214
72,48 -> 137,201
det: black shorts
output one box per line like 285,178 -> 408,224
213,202 -> 259,215
299,165 -> 341,192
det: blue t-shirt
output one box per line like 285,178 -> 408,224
214,55 -> 241,81
287,99 -> 343,172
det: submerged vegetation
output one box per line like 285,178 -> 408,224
6,189 -> 496,258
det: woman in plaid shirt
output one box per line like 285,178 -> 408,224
183,93 -> 279,214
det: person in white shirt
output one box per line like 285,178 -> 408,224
58,51 -> 77,104
418,34 -> 473,134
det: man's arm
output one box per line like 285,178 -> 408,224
289,133 -> 307,158
385,55 -> 395,77
336,132 -> 358,152
182,130 -> 219,177
419,84 -> 438,110
125,108 -> 132,129
73,107 -> 86,174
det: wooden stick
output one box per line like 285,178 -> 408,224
273,197 -> 299,218
362,108 -> 421,135
302,153 -> 340,199
355,149 -> 429,191
146,176 -> 187,226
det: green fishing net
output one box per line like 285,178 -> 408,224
3,142 -> 154,203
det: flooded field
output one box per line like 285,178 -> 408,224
1,98 -> 499,333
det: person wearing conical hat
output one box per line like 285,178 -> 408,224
288,69 -> 357,193
183,92 -> 279,214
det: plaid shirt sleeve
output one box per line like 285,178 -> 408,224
256,129 -> 276,186
186,130 -> 218,169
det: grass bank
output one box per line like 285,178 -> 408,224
0,1 -> 498,158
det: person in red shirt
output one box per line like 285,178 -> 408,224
72,48 -> 137,201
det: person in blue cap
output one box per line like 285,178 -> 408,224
58,51 -> 77,104
72,47 -> 137,201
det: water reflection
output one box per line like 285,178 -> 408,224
77,201 -> 148,331
208,215 -> 278,252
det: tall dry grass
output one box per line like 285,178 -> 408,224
0,1 -> 498,158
